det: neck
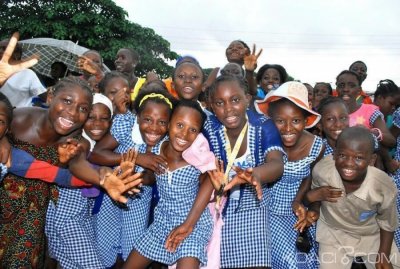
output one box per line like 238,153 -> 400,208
347,100 -> 360,114
162,141 -> 183,163
225,117 -> 247,141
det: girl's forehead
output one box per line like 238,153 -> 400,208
175,62 -> 201,73
338,73 -> 358,82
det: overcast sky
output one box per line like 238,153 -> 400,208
114,0 -> 400,93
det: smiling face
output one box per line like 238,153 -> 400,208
168,106 -> 203,152
271,100 -> 307,148
334,137 -> 375,184
336,73 -> 361,112
260,68 -> 281,92
172,62 -> 203,101
225,41 -> 249,65
320,102 -> 349,147
211,80 -> 250,132
138,101 -> 170,147
83,103 -> 111,141
49,85 -> 92,135
114,49 -> 136,74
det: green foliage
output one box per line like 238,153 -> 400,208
0,0 -> 178,77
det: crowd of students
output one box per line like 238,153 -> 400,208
0,32 -> 400,269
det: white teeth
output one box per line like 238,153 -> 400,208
146,134 -> 161,141
176,138 -> 187,146
183,87 -> 193,93
59,117 -> 73,128
343,169 -> 354,175
282,134 -> 295,139
90,130 -> 103,135
225,116 -> 238,123
334,130 -> 342,135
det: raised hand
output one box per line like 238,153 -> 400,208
77,55 -> 103,77
120,149 -> 138,173
207,158 -> 225,191
0,32 -> 39,86
165,222 -> 194,253
224,166 -> 263,200
114,87 -> 130,114
100,166 -> 143,204
243,44 -> 262,72
307,186 -> 343,203
57,138 -> 84,165
136,152 -> 168,174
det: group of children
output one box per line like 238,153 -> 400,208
0,33 -> 400,269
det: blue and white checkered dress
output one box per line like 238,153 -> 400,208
46,188 -> 103,269
322,138 -> 334,157
203,110 -> 285,268
95,111 -> 153,266
134,140 -> 213,266
269,135 -> 323,269
390,108 -> 400,249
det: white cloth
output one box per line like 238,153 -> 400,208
0,69 -> 46,107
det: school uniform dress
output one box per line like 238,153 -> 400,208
390,107 -> 400,249
203,109 -> 285,268
322,138 -> 334,157
95,111 -> 152,266
46,188 -> 103,269
134,140 -> 213,265
269,136 -> 322,269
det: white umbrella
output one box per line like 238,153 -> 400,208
19,38 -> 109,77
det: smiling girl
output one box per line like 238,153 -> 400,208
0,77 -> 138,268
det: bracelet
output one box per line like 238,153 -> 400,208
371,128 -> 383,141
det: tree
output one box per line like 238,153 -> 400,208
0,0 -> 178,77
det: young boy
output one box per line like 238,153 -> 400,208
308,126 -> 400,269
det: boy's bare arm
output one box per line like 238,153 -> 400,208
376,228 -> 395,268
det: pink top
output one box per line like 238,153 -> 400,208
349,103 -> 382,129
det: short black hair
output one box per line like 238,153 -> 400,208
336,126 -> 375,153
317,96 -> 348,115
314,82 -> 333,95
256,64 -> 288,84
98,71 -> 129,94
53,77 -> 93,101
209,75 -> 249,98
336,70 -> 362,86
172,99 -> 206,131
0,92 -> 13,125
172,61 -> 205,83
349,60 -> 367,71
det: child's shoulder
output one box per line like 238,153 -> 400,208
312,155 -> 335,180
365,166 -> 396,193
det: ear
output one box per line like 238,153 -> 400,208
369,153 -> 377,166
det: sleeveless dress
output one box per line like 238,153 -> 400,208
0,135 -> 59,268
134,140 -> 213,266
269,136 -> 323,269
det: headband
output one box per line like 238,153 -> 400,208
138,93 -> 173,109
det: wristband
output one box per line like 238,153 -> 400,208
371,128 -> 383,141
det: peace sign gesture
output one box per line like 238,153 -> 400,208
243,44 -> 263,72
224,166 -> 263,200
0,32 -> 39,86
